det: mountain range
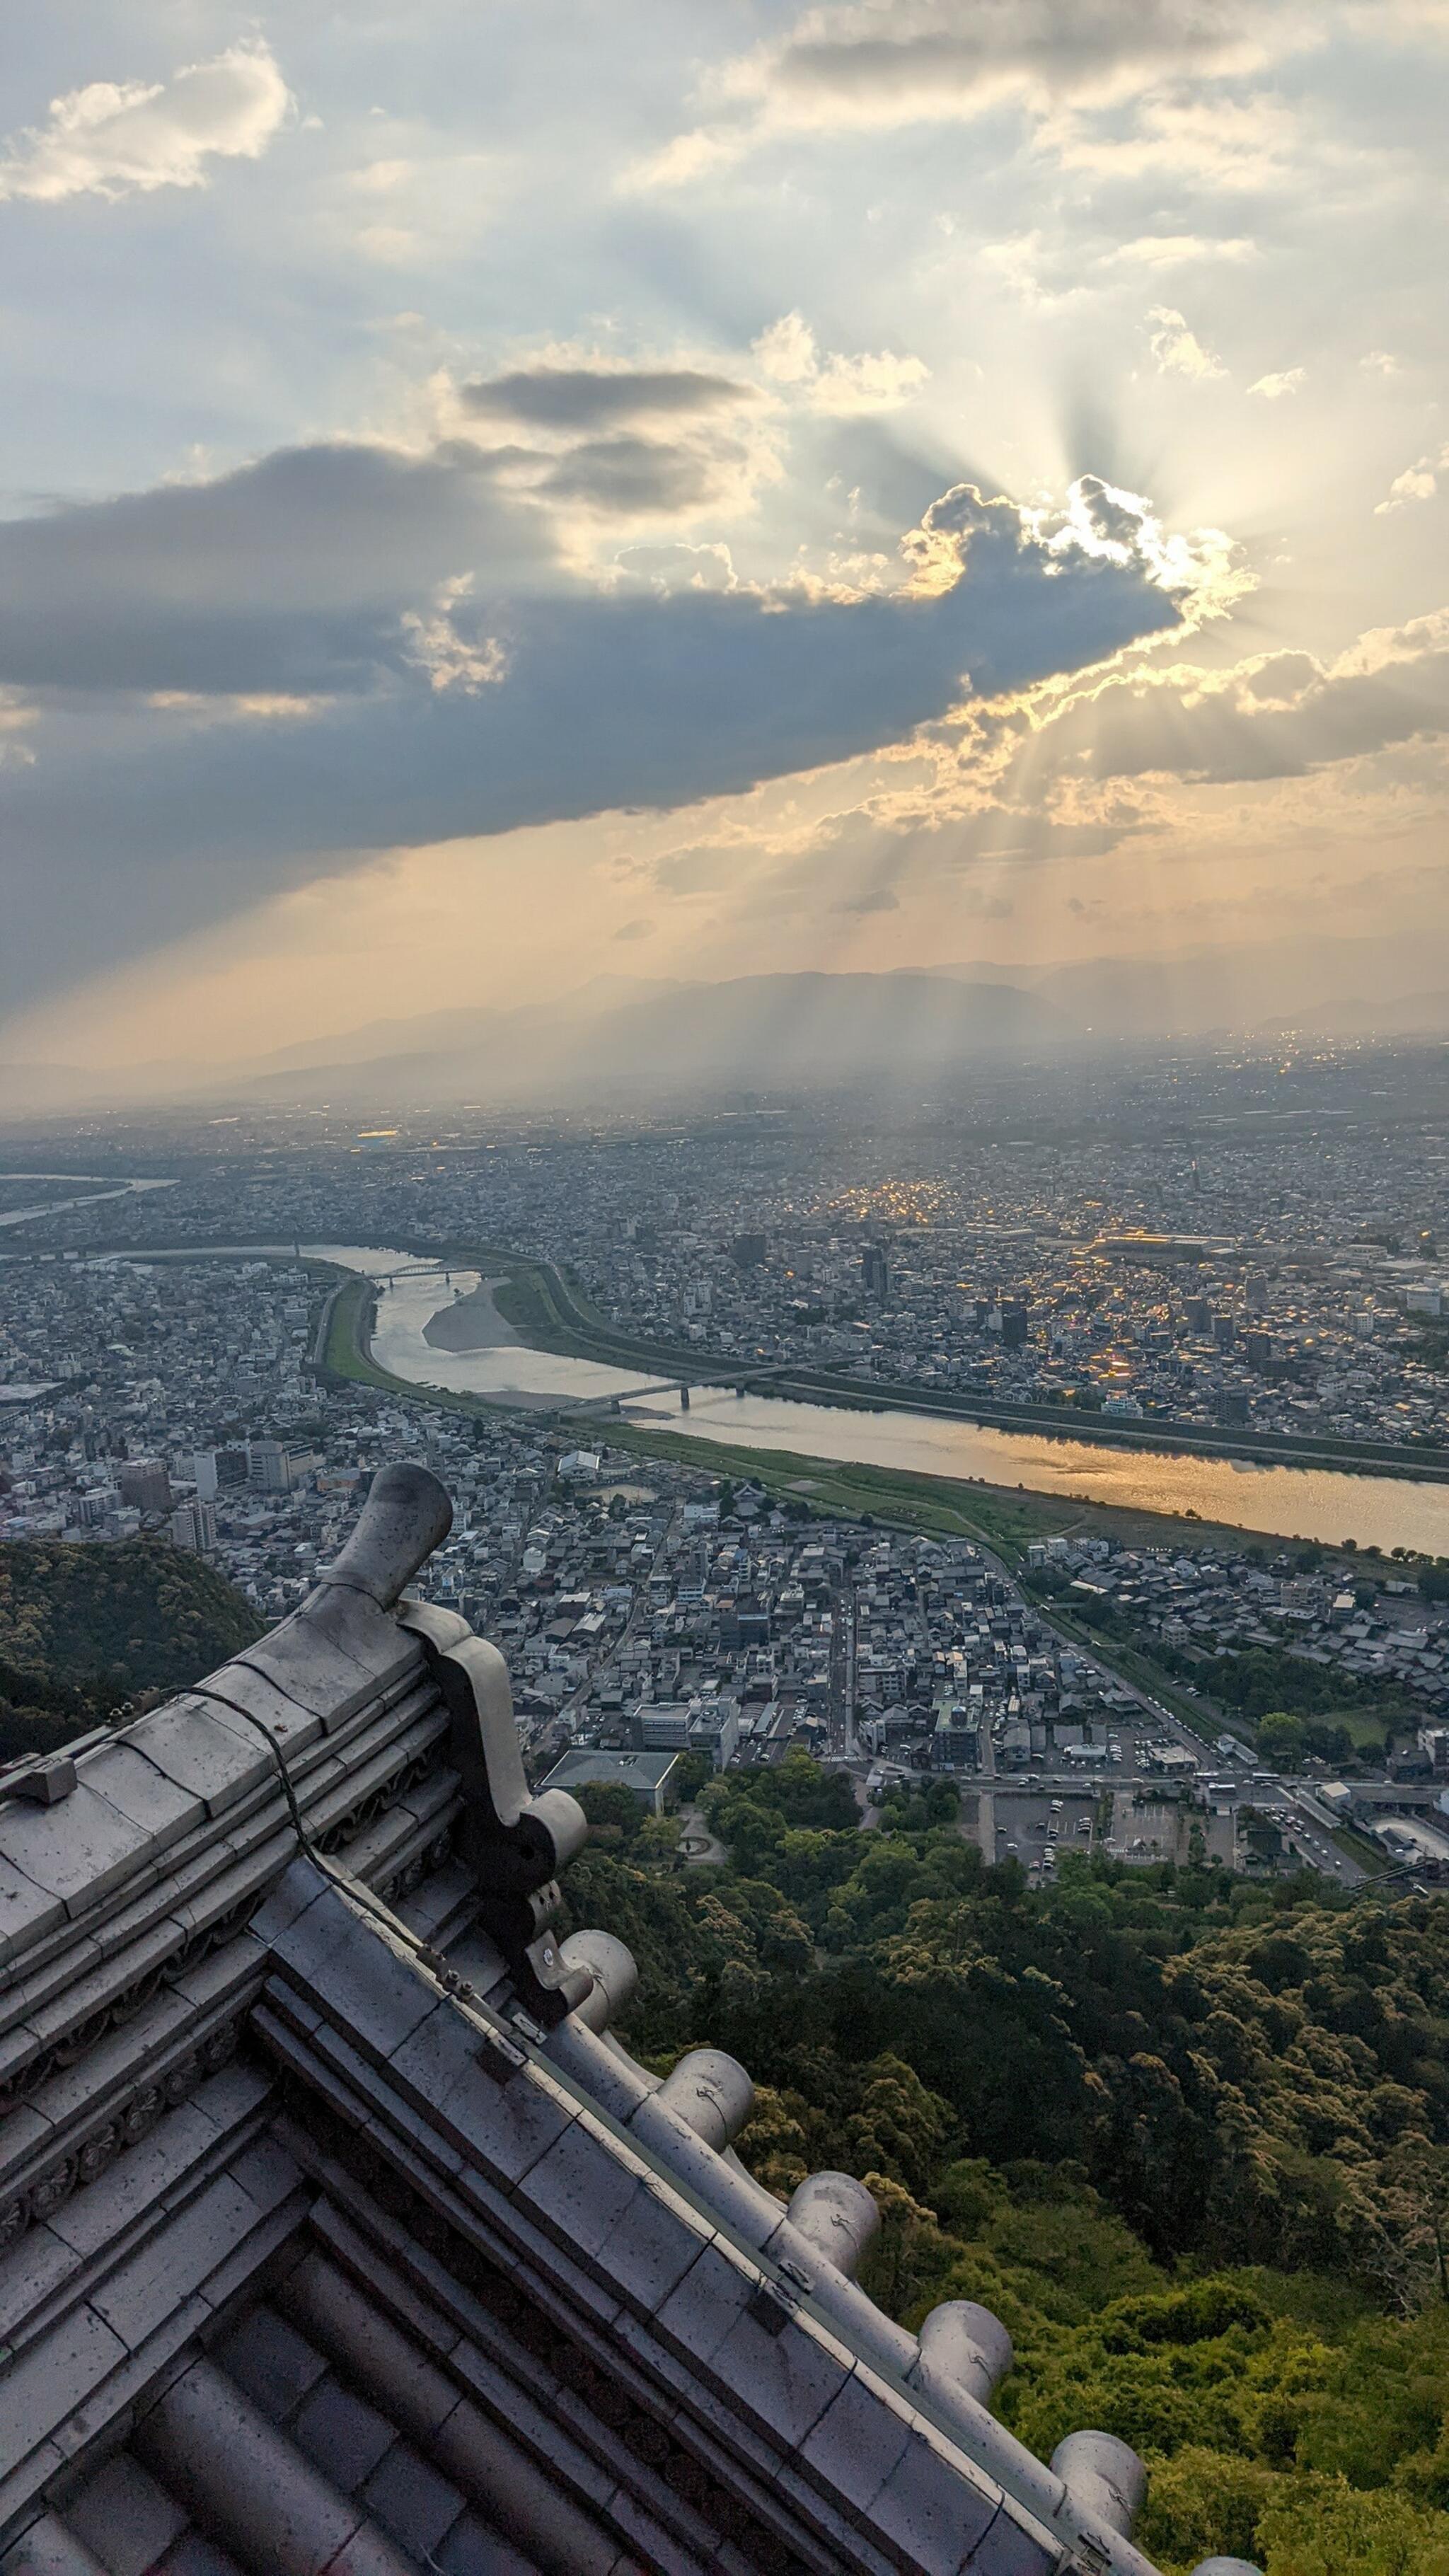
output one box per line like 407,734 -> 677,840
3,932 -> 1447,1115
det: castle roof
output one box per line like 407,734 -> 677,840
0,1465 -> 1251,2576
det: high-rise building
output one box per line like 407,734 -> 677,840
861,1242 -> 890,1301
168,1496 -> 217,1552
998,1302 -> 1029,1349
248,1439 -> 291,1492
117,1457 -> 171,1515
191,1450 -> 219,1501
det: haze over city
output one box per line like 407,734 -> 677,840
3,0 -> 1448,1094
6,18 -> 1449,2576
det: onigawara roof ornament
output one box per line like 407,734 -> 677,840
0,1464 -> 1257,2576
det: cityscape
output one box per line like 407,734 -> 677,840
3,1049 -> 1448,1910
4,0 -> 1449,2564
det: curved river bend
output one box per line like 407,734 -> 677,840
308,1247 -> 1449,1555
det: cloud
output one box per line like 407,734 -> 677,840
834,885 -> 900,912
0,454 -> 1191,1007
752,313 -> 929,412
613,918 -> 655,941
767,0 -> 1263,117
1109,234 -> 1257,269
982,606 -> 1449,804
1148,306 -> 1225,380
460,364 -> 754,429
0,439 -> 557,695
630,0 -> 1283,183
616,543 -> 737,591
538,431 -> 754,516
400,575 -> 508,693
1376,444 -> 1449,512
0,42 -> 291,204
1247,367 -> 1305,397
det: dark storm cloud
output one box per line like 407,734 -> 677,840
0,463 -> 1185,1007
460,366 -> 754,429
0,439 -> 555,695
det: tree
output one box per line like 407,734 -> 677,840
1259,1712 -> 1309,1769
575,1781 -> 645,1845
1257,2478 -> 1449,2575
671,1748 -> 714,1803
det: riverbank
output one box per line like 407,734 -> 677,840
318,1269 -> 1419,1569
420,1277 -> 521,1353
502,1252 -> 1449,1482
23,1234 -> 1438,1552
37,1224 -> 1449,1484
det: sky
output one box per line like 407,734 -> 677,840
2,0 -> 1448,1073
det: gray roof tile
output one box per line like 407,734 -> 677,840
66,2451 -> 187,2576
233,1617 -> 397,1735
0,2304 -> 129,2479
71,1748 -> 206,1855
797,2366 -> 916,2514
0,2224 -> 76,2345
961,2504 -> 1062,2573
512,2122 -> 707,2311
866,2420 -> 1002,2575
46,2103 -> 221,2260
0,1790 -> 151,1922
707,2299 -> 853,2453
190,1663 -> 324,1761
272,1898 -> 437,2069
213,2303 -> 328,2421
224,2132 -> 304,2220
387,2006 -> 572,2187
362,2441 -> 464,2558
87,2173 -> 258,2351
432,2508 -> 541,2576
123,1699 -> 271,1819
0,1862 -> 68,1968
653,2237 -> 758,2365
290,2373 -> 398,2491
151,2535 -> 248,2576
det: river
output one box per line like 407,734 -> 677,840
0,1174 -> 176,1229
311,1247 -> 1449,1554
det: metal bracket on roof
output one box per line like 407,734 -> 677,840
775,2256 -> 815,2292
475,2027 -> 529,2086
747,2279 -> 800,2338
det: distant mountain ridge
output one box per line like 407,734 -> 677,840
221,969 -> 1078,1108
5,931 -> 1448,1114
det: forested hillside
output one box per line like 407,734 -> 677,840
564,1757 -> 1449,2576
0,1539 -> 262,1760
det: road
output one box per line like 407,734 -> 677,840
959,1540 -> 1374,1885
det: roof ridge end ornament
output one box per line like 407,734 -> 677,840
398,1598 -> 591,2028
308,1462 -> 453,1608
